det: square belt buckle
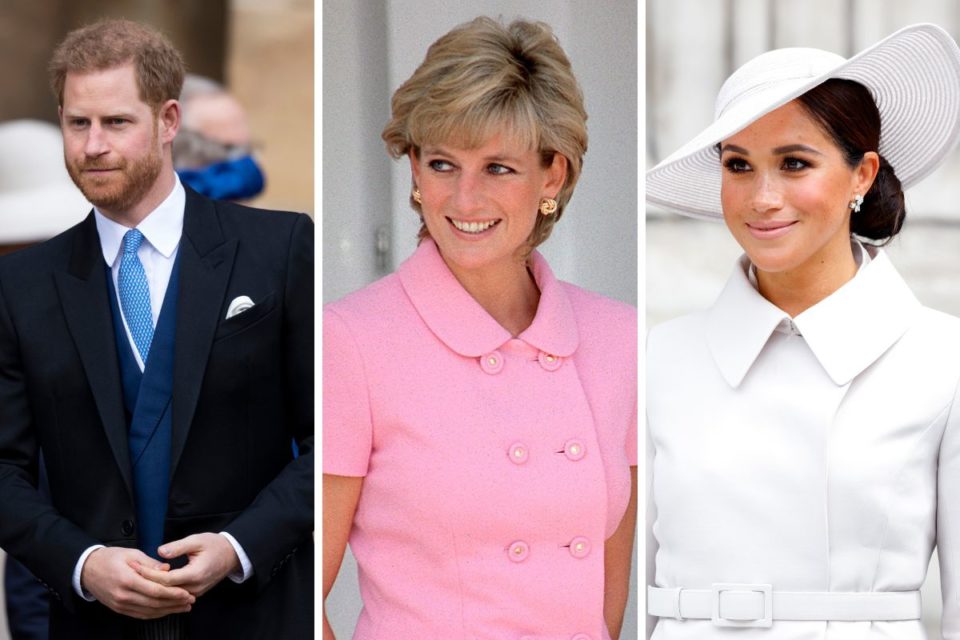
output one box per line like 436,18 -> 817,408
711,583 -> 773,628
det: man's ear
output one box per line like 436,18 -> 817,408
158,99 -> 181,144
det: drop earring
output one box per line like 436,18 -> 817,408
412,187 -> 422,205
849,194 -> 863,213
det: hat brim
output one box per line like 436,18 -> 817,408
646,23 -> 960,220
0,188 -> 89,243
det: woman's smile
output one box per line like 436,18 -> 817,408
448,217 -> 501,235
745,219 -> 798,240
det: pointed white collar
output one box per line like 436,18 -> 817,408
706,246 -> 921,387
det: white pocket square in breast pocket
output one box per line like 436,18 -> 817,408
225,295 -> 255,320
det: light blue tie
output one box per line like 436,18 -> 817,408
118,229 -> 154,364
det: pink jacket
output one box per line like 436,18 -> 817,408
324,239 -> 637,639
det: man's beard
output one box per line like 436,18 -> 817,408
66,139 -> 163,215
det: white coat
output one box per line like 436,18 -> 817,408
647,246 -> 960,639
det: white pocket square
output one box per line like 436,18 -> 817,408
225,295 -> 255,320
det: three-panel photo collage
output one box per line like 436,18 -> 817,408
2,1 -> 960,639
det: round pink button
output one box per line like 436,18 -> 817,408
568,536 -> 590,559
507,540 -> 529,562
508,442 -> 529,465
563,439 -> 586,461
538,351 -> 562,371
480,351 -> 504,374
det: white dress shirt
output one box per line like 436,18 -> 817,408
94,181 -> 184,371
647,243 -> 960,638
72,177 -> 253,599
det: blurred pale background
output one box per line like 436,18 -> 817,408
647,0 -> 960,635
0,1 -> 311,637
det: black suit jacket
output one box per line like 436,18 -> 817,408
0,187 -> 314,639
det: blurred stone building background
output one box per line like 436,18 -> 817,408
0,0 -> 311,636
647,0 -> 960,634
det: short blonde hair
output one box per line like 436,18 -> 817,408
382,16 -> 588,249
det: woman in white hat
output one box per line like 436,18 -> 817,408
647,24 -> 960,637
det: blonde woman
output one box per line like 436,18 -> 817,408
324,16 -> 637,640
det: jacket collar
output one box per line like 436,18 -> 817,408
397,239 -> 579,357
57,185 -> 233,494
706,247 -> 921,388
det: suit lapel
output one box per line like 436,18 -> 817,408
171,190 -> 237,474
53,213 -> 133,496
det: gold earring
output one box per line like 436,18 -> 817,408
412,187 -> 422,205
539,197 -> 558,216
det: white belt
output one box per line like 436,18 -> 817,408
648,585 -> 922,628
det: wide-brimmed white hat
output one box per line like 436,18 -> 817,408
0,120 -> 89,243
646,23 -> 960,220
0,120 -> 90,245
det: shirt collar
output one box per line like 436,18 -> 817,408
397,239 -> 579,357
706,245 -> 921,388
94,176 -> 185,266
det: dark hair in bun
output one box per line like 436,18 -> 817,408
798,79 -> 905,244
